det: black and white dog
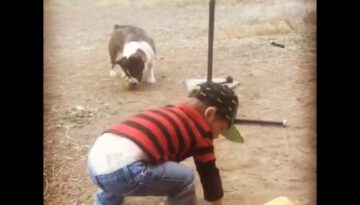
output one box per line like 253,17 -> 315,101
108,25 -> 156,88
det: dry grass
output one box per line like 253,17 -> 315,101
91,0 -> 316,11
96,0 -> 229,8
303,10 -> 316,25
219,20 -> 292,39
212,0 -> 316,39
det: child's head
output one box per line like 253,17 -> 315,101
189,82 -> 239,139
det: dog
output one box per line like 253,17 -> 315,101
108,25 -> 156,88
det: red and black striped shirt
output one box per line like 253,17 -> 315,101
104,103 -> 223,201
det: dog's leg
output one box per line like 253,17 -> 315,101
110,65 -> 126,78
147,60 -> 156,84
120,68 -> 126,78
110,64 -> 118,77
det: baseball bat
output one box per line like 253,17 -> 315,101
234,118 -> 287,127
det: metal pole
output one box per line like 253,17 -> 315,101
207,0 -> 215,83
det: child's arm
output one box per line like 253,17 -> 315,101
195,159 -> 224,202
194,143 -> 224,203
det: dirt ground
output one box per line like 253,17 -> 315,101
44,0 -> 316,204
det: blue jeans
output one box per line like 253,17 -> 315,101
87,159 -> 197,205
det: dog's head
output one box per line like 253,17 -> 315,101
117,49 -> 146,86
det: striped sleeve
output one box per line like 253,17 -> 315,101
193,145 -> 223,201
193,146 -> 216,163
193,133 -> 216,163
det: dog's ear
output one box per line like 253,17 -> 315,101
116,57 -> 128,68
133,49 -> 146,62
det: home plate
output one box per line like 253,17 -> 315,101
183,77 -> 240,93
263,196 -> 295,205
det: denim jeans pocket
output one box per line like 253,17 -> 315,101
95,167 -> 140,196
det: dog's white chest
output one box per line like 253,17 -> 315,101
122,41 -> 155,63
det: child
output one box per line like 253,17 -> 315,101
87,82 -> 243,205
